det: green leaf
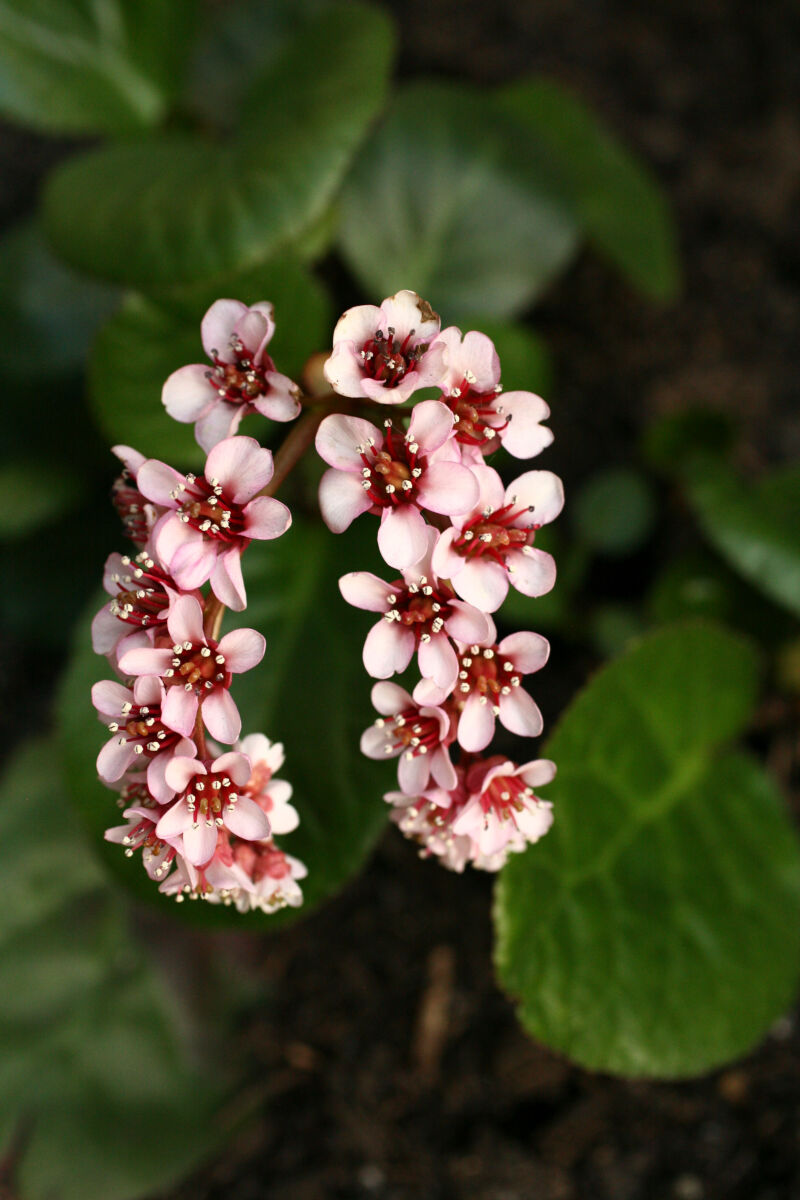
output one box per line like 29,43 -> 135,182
338,81 -> 579,321
498,77 -> 680,301
42,3 -> 395,287
571,466 -> 656,556
57,516 -> 392,928
88,258 -> 331,465
0,740 -> 228,1199
495,622 -> 800,1078
0,0 -> 196,135
0,460 -> 85,538
0,220 -> 118,380
683,458 -> 800,620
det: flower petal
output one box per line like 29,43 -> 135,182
416,461 -> 479,517
505,470 -> 565,528
244,495 -> 291,540
408,400 -> 456,455
201,299 -> 248,357
452,559 -> 509,613
218,626 -> 266,673
417,633 -> 458,691
203,689 -> 241,743
315,413 -> 381,470
498,392 -> 553,459
210,546 -> 247,611
499,688 -> 543,738
167,594 -> 206,646
377,505 -> 429,569
195,400 -> 241,453
507,547 -> 556,598
457,693 -> 495,752
225,795 -> 271,840
339,571 -> 395,612
318,468 -> 373,533
363,620 -> 414,678
370,680 -> 413,715
183,819 -> 218,867
137,460 -> 184,507
161,686 -> 197,737
162,364 -> 214,423
498,631 -> 550,674
445,599 -> 492,644
206,437 -> 274,504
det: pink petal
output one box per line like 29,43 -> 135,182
445,600 -> 492,644
206,437 -> 274,504
91,605 -> 125,655
315,413 -> 381,470
518,759 -> 557,790
244,495 -> 291,539
171,539 -> 217,591
183,819 -> 218,867
398,751 -> 431,794
360,725 -> 395,760
459,331 -> 501,392
430,526 -> 464,580
210,547 -> 246,611
322,342 -> 372,398
452,559 -> 509,613
499,392 -> 553,459
234,309 -> 270,357
457,694 -> 495,753
377,505 -> 429,570
156,795 -> 192,839
339,571 -> 395,612
91,680 -> 132,717
214,752 -> 252,786
218,627 -> 265,673
380,290 -> 440,340
505,471 -> 565,528
117,646 -> 172,677
153,512 -> 200,574
161,687 -> 197,737
167,595 -> 206,646
498,631 -> 550,674
370,681 -> 413,715
471,464 -> 506,515
254,375 -> 301,422
226,794 -> 271,840
162,364 -> 214,423
165,755 -> 205,793
515,801 -> 554,842
318,468 -> 374,533
96,737 -> 137,782
431,747 -> 457,791
201,299 -> 248,357
417,633 -> 458,691
330,302 -> 382,347
137,460 -> 184,507
147,752 -> 179,805
408,400 -> 456,455
363,620 -> 414,678
499,688 -> 543,738
195,401 -> 240,453
416,461 -> 479,517
507,547 -> 557,598
203,688 -> 241,743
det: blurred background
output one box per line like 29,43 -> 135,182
0,1 -> 799,1197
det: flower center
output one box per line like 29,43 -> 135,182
378,706 -> 443,758
445,376 -> 506,448
182,766 -> 240,825
480,774 -> 533,820
208,337 -> 271,405
359,421 -> 422,507
453,502 -> 537,565
112,469 -> 150,547
382,574 -> 452,643
109,553 -> 172,629
456,645 -> 521,712
162,638 -> 230,695
107,699 -> 182,759
360,326 -> 427,388
172,473 -> 246,541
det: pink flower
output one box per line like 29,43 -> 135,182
339,527 -> 491,689
104,778 -> 180,880
450,757 -> 555,858
162,299 -> 301,452
316,402 -> 479,569
91,550 -> 189,662
117,594 -> 265,744
206,839 -> 307,913
432,465 -> 564,612
92,675 -> 196,802
436,327 -> 554,459
155,752 -> 270,867
323,290 -> 445,403
110,444 -> 163,547
236,733 -> 298,834
452,632 -> 550,753
138,436 -> 291,610
360,681 -> 457,794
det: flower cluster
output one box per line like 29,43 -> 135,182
318,290 -> 563,871
91,301 -> 306,911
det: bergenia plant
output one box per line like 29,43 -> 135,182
90,289 -> 562,907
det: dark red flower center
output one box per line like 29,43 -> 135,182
380,706 -> 444,759
445,375 -> 507,449
112,470 -> 150,547
456,645 -> 521,710
382,574 -> 454,643
480,773 -> 533,819
180,765 -> 241,824
359,421 -> 422,507
109,553 -> 172,629
161,635 -> 231,695
360,326 -> 427,388
173,473 -> 246,541
208,337 -> 272,406
107,699 -> 182,759
453,502 -> 537,566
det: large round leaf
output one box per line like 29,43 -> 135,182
0,0 -> 196,134
338,82 -> 579,321
42,3 -> 395,287
495,622 -> 800,1077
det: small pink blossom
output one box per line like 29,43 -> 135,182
450,756 -> 555,858
104,777 -> 181,880
91,549 -> 189,663
138,436 -> 291,610
236,733 -> 298,835
436,327 -> 553,459
360,681 -> 457,795
117,594 -> 265,744
316,402 -> 479,569
323,290 -> 445,404
451,632 -> 550,753
156,752 -> 270,868
432,465 -> 564,612
339,527 -> 492,690
206,838 -> 307,913
110,445 -> 164,547
163,299 -> 301,452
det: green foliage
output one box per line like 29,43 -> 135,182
0,0 -> 196,134
0,740 -> 228,1199
42,3 -> 395,287
57,517 -> 392,928
684,457 -> 800,620
571,466 -> 657,556
498,78 -> 680,300
495,623 -> 800,1077
0,460 -> 85,538
88,258 -> 331,465
338,82 -> 579,321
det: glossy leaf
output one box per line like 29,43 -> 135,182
498,77 -> 680,301
338,82 -> 579,321
57,517 -> 392,928
42,3 -> 394,287
495,623 -> 800,1077
0,0 -> 195,134
88,258 -> 331,465
0,740 -> 227,1199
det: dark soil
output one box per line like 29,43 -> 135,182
4,0 -> 800,1197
